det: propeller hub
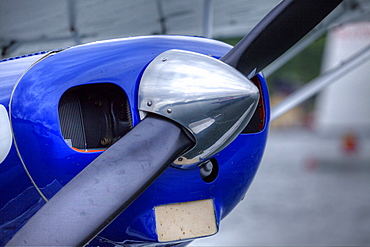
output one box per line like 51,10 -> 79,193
139,49 -> 259,167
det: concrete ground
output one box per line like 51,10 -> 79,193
191,129 -> 370,246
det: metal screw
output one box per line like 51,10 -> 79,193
94,99 -> 102,107
100,137 -> 111,146
177,157 -> 183,162
162,58 -> 167,62
147,101 -> 152,107
167,108 -> 172,113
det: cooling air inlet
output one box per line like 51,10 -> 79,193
58,83 -> 132,151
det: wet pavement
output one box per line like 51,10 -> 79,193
191,129 -> 370,246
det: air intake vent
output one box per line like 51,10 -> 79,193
242,76 -> 266,134
58,83 -> 132,150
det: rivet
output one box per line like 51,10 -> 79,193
147,101 -> 152,107
167,108 -> 172,113
162,58 -> 167,62
178,157 -> 183,162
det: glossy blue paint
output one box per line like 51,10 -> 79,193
0,53 -> 48,245
0,53 -> 44,109
1,35 -> 270,245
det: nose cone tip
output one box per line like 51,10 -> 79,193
236,77 -> 260,105
251,86 -> 260,101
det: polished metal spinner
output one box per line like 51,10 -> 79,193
138,49 -> 259,166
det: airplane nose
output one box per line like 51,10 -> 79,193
138,49 -> 260,167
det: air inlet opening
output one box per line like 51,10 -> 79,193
58,83 -> 132,151
242,75 -> 266,134
199,158 -> 218,183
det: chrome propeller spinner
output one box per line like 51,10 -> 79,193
139,49 -> 260,166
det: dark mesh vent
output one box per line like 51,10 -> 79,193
58,94 -> 86,149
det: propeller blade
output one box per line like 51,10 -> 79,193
7,115 -> 193,246
221,0 -> 343,78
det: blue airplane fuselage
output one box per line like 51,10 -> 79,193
0,35 -> 270,245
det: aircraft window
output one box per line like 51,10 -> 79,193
242,76 -> 265,134
58,83 -> 132,150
